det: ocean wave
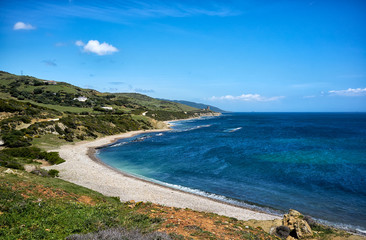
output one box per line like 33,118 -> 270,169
174,124 -> 212,132
131,135 -> 152,142
356,229 -> 366,235
110,142 -> 129,147
314,219 -> 366,236
149,179 -> 281,216
224,127 -> 242,133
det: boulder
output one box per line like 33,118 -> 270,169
282,209 -> 312,239
294,219 -> 312,239
275,225 -> 291,239
283,209 -> 301,230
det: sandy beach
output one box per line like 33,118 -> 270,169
44,128 -> 279,221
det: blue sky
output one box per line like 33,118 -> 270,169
1,0 -> 365,112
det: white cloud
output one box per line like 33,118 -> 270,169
75,40 -> 85,46
82,40 -> 118,55
210,93 -> 285,102
328,88 -> 366,96
13,22 -> 35,30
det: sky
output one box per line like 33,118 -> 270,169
1,0 -> 365,112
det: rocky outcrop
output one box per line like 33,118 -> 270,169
282,209 -> 313,239
195,112 -> 221,117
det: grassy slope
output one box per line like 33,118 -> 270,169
0,167 -> 161,239
1,167 -> 361,240
0,71 -> 198,113
0,71 -> 208,150
0,167 -> 276,240
170,99 -> 227,113
114,93 -> 197,112
23,101 -> 94,113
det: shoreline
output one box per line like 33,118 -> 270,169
44,126 -> 279,222
87,146 -> 280,217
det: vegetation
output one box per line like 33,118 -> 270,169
0,167 -> 166,239
0,147 -> 64,171
0,71 -> 362,239
0,71 -> 201,114
0,71 -> 216,148
0,167 -> 278,240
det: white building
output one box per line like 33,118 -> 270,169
74,96 -> 88,102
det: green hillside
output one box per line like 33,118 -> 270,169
0,71 -> 198,113
169,100 -> 227,113
115,93 -> 196,112
0,71 -> 219,150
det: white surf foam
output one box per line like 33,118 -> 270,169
224,127 -> 242,133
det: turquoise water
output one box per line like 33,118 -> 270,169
97,113 -> 366,233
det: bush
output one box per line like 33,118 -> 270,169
2,146 -> 42,158
55,124 -> 65,135
275,225 -> 291,239
0,152 -> 12,161
0,152 -> 25,170
31,169 -> 50,177
44,152 -> 65,165
76,135 -> 85,140
48,169 -> 59,178
304,215 -> 317,227
1,147 -> 65,165
64,133 -> 74,142
33,80 -> 44,86
33,88 -> 43,94
0,160 -> 24,170
2,130 -> 31,148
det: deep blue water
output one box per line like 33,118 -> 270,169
97,113 -> 366,233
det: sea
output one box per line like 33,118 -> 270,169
96,113 -> 366,234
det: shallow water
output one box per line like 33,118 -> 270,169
97,113 -> 366,232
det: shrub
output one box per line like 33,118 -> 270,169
0,152 -> 25,170
48,169 -> 59,178
33,80 -> 44,86
55,124 -> 65,135
0,152 -> 12,161
44,152 -> 65,165
0,160 -> 24,170
275,225 -> 291,239
304,215 -> 317,227
76,135 -> 85,140
64,133 -> 74,142
2,130 -> 31,148
1,147 -> 65,165
31,169 -> 50,177
33,88 -> 43,94
2,146 -> 42,158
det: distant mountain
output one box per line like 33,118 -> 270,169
169,100 -> 227,113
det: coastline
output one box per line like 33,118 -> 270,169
43,126 -> 279,222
